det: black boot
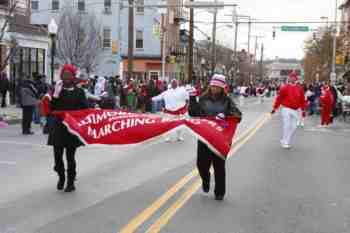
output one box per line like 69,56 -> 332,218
64,181 -> 75,192
64,174 -> 76,192
57,173 -> 65,190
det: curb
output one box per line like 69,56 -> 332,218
4,119 -> 22,125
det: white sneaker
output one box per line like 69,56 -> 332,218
280,140 -> 291,149
165,137 -> 171,143
177,137 -> 184,142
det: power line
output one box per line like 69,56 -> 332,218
192,20 -> 350,24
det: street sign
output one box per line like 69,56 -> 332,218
281,26 -> 309,32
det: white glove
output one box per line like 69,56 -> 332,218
53,80 -> 63,98
216,113 -> 225,120
100,91 -> 108,98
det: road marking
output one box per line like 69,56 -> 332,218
118,170 -> 198,233
145,179 -> 202,233
144,113 -> 271,233
119,113 -> 270,233
0,161 -> 16,165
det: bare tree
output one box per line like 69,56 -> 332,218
0,0 -> 18,72
56,7 -> 103,75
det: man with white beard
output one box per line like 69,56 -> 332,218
152,79 -> 189,142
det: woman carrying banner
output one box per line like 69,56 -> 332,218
189,74 -> 242,201
48,64 -> 88,192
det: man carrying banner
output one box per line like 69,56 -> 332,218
152,79 -> 189,142
271,71 -> 306,149
189,74 -> 242,201
48,64 -> 88,192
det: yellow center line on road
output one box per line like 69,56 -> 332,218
118,169 -> 199,233
118,113 -> 270,233
144,113 -> 271,233
145,179 -> 202,233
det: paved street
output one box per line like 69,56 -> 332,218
1,98 -> 350,233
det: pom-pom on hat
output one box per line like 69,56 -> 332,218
210,74 -> 226,89
60,64 -> 77,81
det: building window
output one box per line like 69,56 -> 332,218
103,27 -> 111,48
78,0 -> 85,12
149,71 -> 159,80
136,0 -> 144,14
136,30 -> 143,49
52,0 -> 59,10
104,0 -> 111,14
104,0 -> 111,7
31,0 -> 39,10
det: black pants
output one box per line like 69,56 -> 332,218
197,141 -> 226,196
53,146 -> 77,180
22,106 -> 34,133
1,91 -> 6,107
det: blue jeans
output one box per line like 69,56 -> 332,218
33,104 -> 41,124
152,100 -> 164,113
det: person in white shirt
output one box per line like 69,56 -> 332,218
152,79 -> 189,142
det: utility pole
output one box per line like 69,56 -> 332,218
330,0 -> 338,84
127,0 -> 134,81
247,18 -> 251,61
254,36 -> 258,64
260,43 -> 264,80
161,13 -> 166,81
233,6 -> 238,82
188,0 -> 194,84
211,1 -> 218,75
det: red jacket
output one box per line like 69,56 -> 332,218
40,93 -> 52,117
273,84 -> 306,111
320,87 -> 334,109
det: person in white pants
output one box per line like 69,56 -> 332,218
271,71 -> 306,149
152,79 -> 189,142
280,107 -> 299,147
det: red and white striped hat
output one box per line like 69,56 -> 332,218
210,74 -> 226,89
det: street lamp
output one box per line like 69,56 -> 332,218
48,18 -> 58,85
331,0 -> 338,84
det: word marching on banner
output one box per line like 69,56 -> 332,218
55,109 -> 240,159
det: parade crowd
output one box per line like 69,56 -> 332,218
1,64 -> 350,200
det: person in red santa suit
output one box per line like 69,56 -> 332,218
152,79 -> 189,142
319,83 -> 334,127
271,71 -> 306,149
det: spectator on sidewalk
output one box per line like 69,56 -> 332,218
0,72 -> 9,108
20,76 -> 39,135
319,83 -> 334,127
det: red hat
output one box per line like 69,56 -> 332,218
60,64 -> 77,81
288,71 -> 299,82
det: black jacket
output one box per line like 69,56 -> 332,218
189,94 -> 242,119
48,88 -> 88,148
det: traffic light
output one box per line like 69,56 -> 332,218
272,30 -> 276,40
336,55 -> 345,65
312,32 -> 317,41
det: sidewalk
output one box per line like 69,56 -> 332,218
0,105 -> 22,124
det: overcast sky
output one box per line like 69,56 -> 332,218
193,0 -> 340,60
